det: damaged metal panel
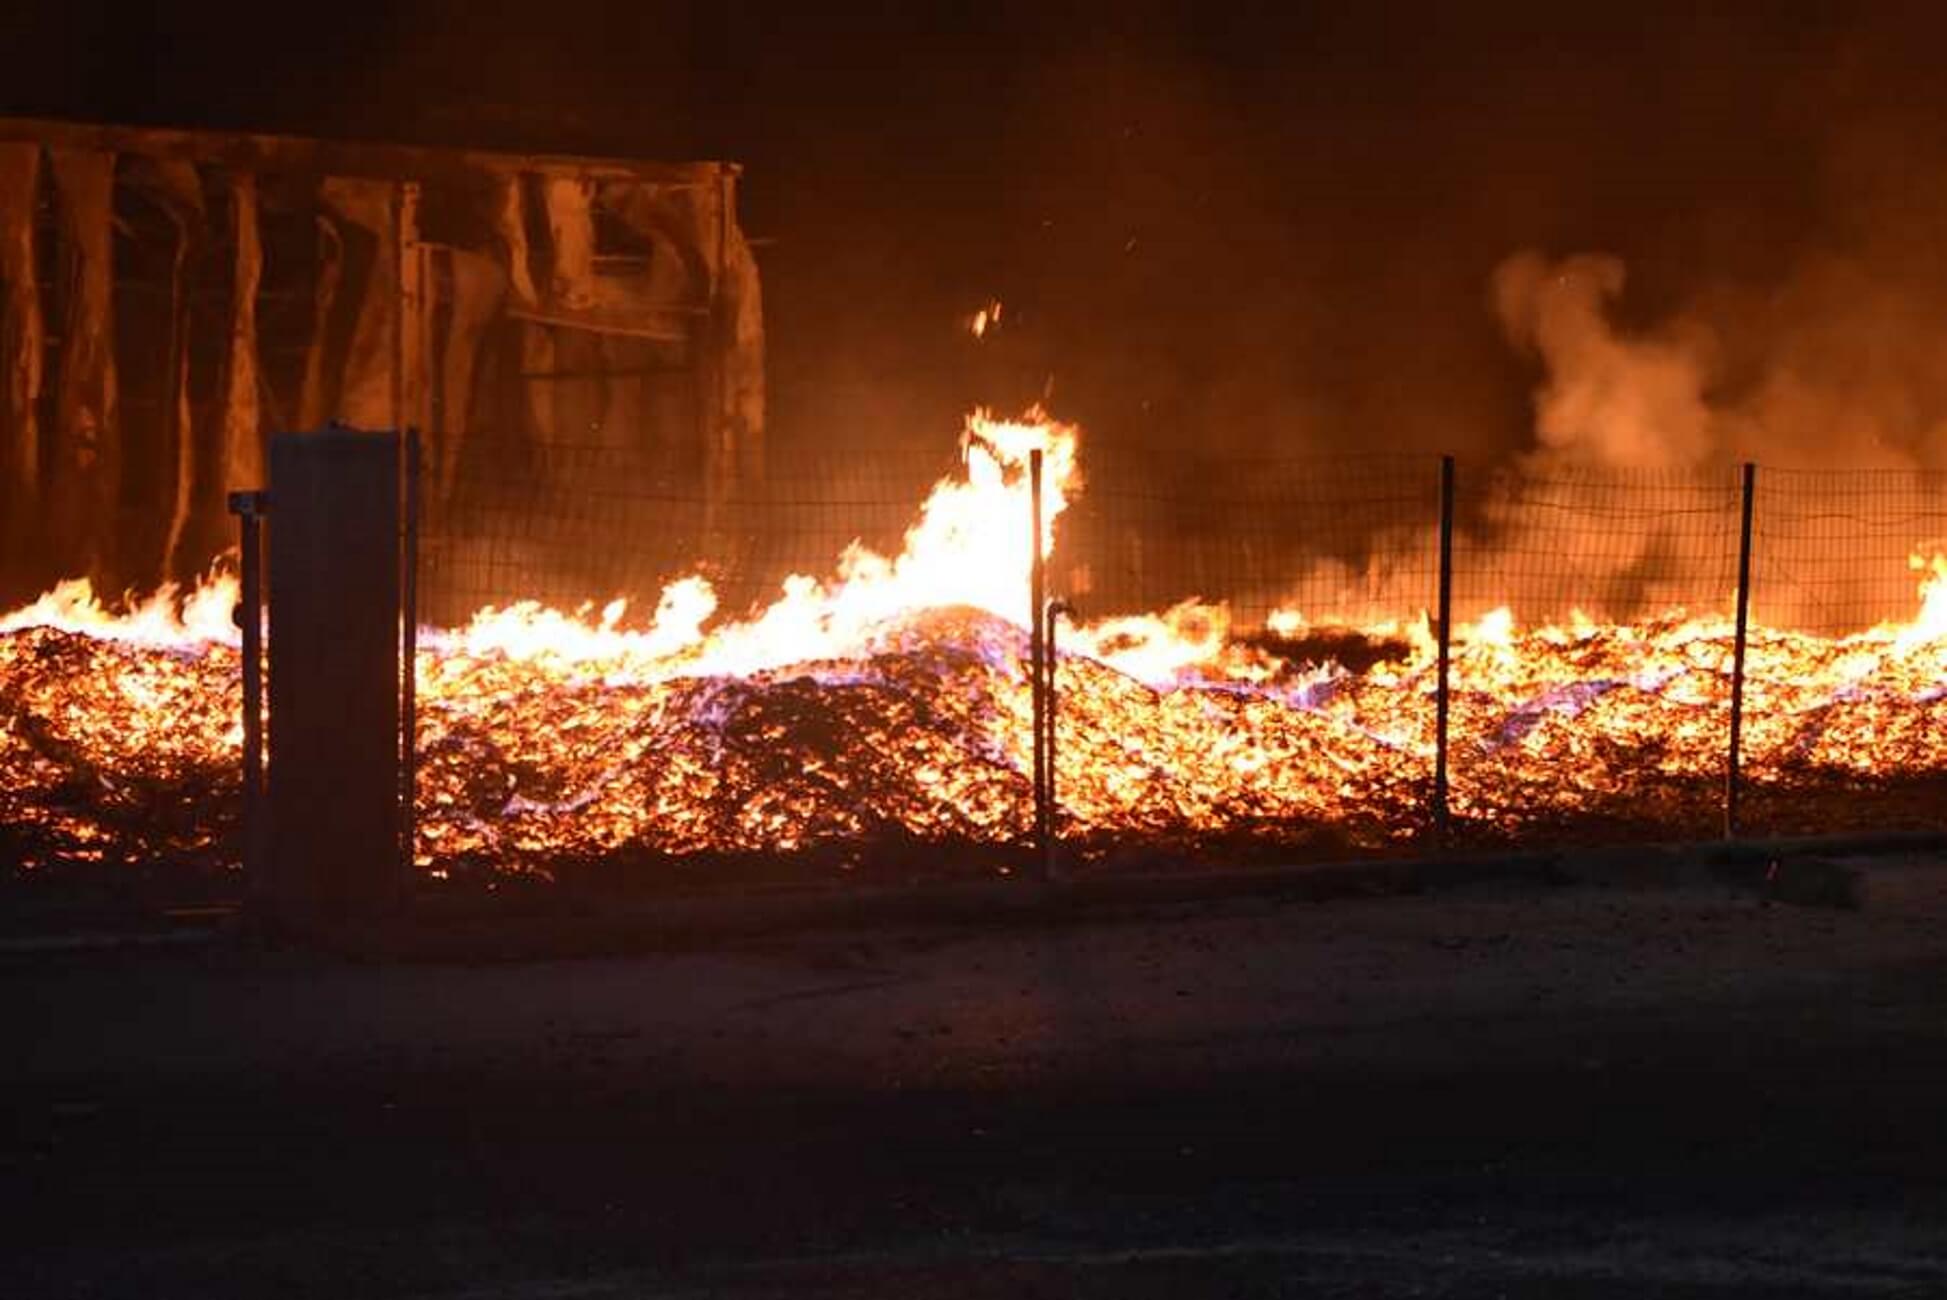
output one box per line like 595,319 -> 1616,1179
46,149 -> 118,585
218,174 -> 264,497
433,246 -> 505,505
318,177 -> 400,432
295,201 -> 347,433
712,174 -> 766,487
0,143 -> 42,579
119,155 -> 207,583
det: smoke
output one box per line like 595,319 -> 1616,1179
1491,239 -> 1947,483
1470,218 -> 1947,631
1490,252 -> 1718,475
13,2 -> 1947,631
1265,170 -> 1947,632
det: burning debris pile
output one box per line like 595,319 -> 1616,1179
0,581 -> 244,875
410,606 -> 1428,880
4,409 -> 1947,886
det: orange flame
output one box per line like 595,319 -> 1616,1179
968,299 -> 1003,339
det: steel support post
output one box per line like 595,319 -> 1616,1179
1727,461 -> 1757,839
227,489 -> 268,891
400,428 -> 420,875
1434,454 -> 1455,843
1028,449 -> 1050,871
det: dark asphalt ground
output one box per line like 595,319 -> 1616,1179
8,858 -> 1947,1296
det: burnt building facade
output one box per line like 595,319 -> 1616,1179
0,116 -> 764,612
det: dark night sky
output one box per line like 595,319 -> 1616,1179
8,2 -> 1947,481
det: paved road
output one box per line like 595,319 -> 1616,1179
8,861 -> 1947,1296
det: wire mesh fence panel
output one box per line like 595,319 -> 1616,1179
421,431 -> 963,625
1054,453 -> 1441,863
1742,468 -> 1947,836
1447,465 -> 1743,845
414,421 -> 1047,889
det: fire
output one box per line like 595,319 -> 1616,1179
440,409 -> 1077,679
967,299 -> 1003,339
5,407 -> 1947,883
1894,552 -> 1947,651
0,572 -> 240,647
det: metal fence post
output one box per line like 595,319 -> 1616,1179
401,428 -> 420,876
1043,598 -> 1069,880
227,489 -> 268,889
394,181 -> 424,434
1434,454 -> 1455,843
1028,448 -> 1050,871
1726,461 -> 1756,839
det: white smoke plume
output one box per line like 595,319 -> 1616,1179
1480,245 -> 1947,631
1490,251 -> 1719,476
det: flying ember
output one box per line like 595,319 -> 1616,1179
3,407 -> 1947,884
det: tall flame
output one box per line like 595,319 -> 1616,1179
443,407 -> 1079,680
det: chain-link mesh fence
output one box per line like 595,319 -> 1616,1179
415,426 -> 1040,889
421,430 -> 960,625
1447,465 -> 1743,845
1742,468 -> 1947,836
1052,453 -> 1440,862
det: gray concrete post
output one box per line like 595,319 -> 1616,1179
266,428 -> 403,929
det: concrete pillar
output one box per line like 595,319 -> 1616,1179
266,428 -> 402,928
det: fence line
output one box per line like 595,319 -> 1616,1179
1726,463 -> 1756,838
7,439 -> 1947,889
408,441 -> 1947,865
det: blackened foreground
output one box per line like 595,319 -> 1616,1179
8,859 -> 1947,1297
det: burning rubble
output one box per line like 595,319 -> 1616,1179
3,407 -> 1947,886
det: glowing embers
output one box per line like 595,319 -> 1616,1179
0,624 -> 242,869
416,608 -> 1037,869
5,578 -> 1947,878
412,605 -> 1429,877
5,406 -> 1947,879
